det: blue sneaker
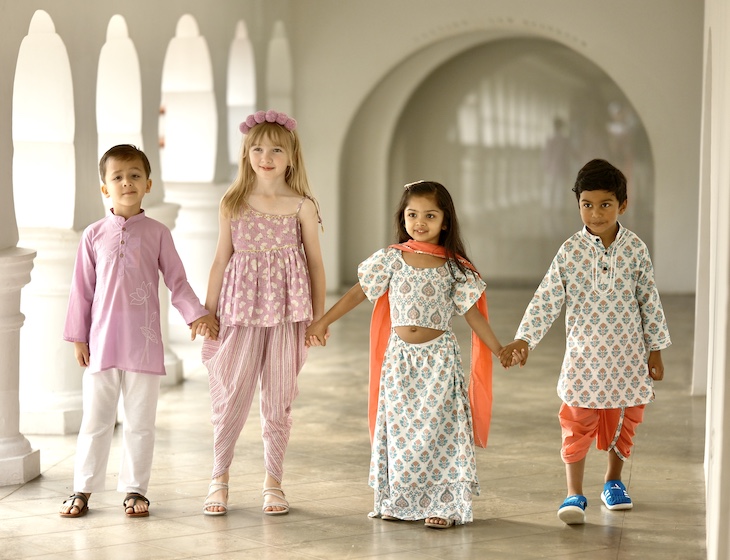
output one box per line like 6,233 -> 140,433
557,495 -> 587,524
601,480 -> 633,510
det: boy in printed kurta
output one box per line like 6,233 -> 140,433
500,159 -> 670,525
59,144 -> 218,518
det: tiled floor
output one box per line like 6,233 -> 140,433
0,289 -> 705,559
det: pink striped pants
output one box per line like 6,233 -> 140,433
203,322 -> 306,482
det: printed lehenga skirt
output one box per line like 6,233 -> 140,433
368,330 -> 480,524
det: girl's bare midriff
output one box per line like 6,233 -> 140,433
394,325 -> 445,344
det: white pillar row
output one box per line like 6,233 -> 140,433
0,247 -> 39,485
266,21 -> 293,114
13,10 -> 83,435
159,14 -> 220,348
96,15 -> 183,384
17,230 -> 82,434
161,182 -> 227,341
226,20 -> 256,177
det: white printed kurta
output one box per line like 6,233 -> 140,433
358,248 -> 485,524
516,225 -> 671,409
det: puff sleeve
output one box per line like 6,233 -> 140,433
450,268 -> 486,315
357,248 -> 399,303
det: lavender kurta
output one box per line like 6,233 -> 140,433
64,210 -> 208,375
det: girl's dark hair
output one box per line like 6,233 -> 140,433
572,158 -> 627,204
394,180 -> 476,279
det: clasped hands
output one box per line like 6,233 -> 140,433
191,314 -> 219,341
304,319 -> 330,347
499,339 -> 529,369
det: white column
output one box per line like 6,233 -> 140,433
18,229 -> 83,435
163,182 -> 226,347
144,202 -> 185,385
0,247 -> 40,485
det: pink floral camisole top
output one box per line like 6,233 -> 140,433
217,198 -> 313,327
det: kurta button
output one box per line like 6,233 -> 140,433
120,253 -> 124,258
121,240 -> 125,245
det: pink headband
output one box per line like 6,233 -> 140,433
239,110 -> 297,134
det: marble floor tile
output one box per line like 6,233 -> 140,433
0,290 -> 705,559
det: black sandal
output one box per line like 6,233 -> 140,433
59,493 -> 89,518
123,493 -> 150,517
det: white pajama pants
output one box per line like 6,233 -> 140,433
73,369 -> 161,494
203,322 -> 306,481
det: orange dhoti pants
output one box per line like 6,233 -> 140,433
558,403 -> 645,464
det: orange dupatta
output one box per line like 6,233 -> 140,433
368,240 -> 493,448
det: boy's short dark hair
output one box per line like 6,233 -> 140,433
572,159 -> 627,204
99,144 -> 152,182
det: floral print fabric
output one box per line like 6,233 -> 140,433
358,248 -> 485,331
217,202 -> 312,327
358,248 -> 485,524
369,332 -> 479,524
516,226 -> 671,409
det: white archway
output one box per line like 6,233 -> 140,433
12,9 -> 83,435
160,14 -> 217,183
160,14 -> 223,345
226,19 -> 256,176
97,15 -> 144,208
266,20 -> 293,114
391,38 -> 653,284
13,10 -> 75,228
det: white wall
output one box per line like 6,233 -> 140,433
699,1 -> 730,557
290,0 -> 703,293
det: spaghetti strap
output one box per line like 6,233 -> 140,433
299,195 -> 324,232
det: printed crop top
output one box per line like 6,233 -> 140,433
357,247 -> 485,331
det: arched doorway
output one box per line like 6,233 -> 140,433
390,38 -> 652,284
341,35 -> 653,287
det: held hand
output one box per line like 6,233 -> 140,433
194,322 -> 210,340
499,348 -> 524,368
499,340 -> 529,369
191,314 -> 219,341
305,321 -> 329,347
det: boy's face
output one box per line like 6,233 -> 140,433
578,189 -> 627,245
100,156 -> 152,219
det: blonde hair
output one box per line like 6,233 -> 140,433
221,122 -> 314,218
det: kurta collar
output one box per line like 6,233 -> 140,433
580,222 -> 625,249
108,208 -> 146,226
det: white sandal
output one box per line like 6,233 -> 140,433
262,487 -> 289,515
203,481 -> 229,516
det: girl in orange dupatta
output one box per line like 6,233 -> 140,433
305,181 -> 518,529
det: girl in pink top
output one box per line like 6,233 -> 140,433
201,111 -> 326,516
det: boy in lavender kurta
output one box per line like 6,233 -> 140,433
500,159 -> 670,525
59,145 -> 218,518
